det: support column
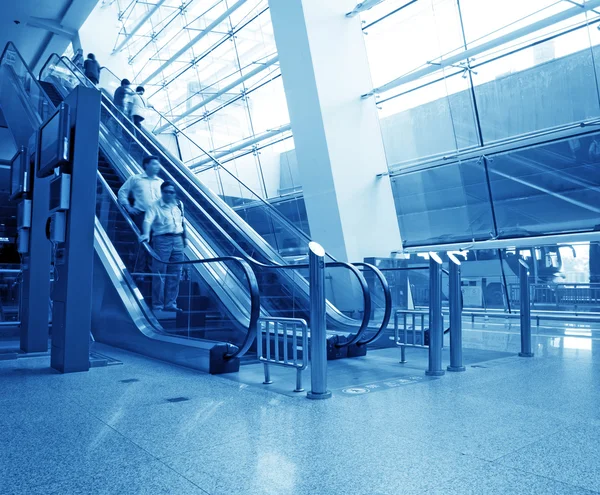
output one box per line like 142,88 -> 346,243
269,0 -> 401,263
21,134 -> 51,353
426,254 -> 444,377
50,86 -> 101,373
447,256 -> 465,372
519,259 -> 534,358
307,242 -> 331,400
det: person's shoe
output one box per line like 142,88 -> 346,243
152,306 -> 164,312
164,306 -> 183,313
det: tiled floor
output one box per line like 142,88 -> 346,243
1,330 -> 599,495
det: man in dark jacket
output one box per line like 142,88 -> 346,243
83,53 -> 100,85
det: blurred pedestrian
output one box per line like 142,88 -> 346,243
83,53 -> 101,85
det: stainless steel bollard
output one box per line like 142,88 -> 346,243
263,363 -> 272,384
307,242 -> 332,399
426,253 -> 445,376
447,255 -> 466,372
519,259 -> 534,357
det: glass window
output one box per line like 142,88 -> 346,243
390,157 -> 495,246
488,132 -> 600,238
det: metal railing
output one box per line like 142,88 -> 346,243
258,317 -> 308,392
394,309 -> 444,364
509,283 -> 600,309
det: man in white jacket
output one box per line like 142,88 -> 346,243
131,86 -> 147,129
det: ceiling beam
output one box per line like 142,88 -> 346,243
26,17 -> 76,38
140,0 -> 249,86
366,0 -> 600,97
113,0 -> 169,53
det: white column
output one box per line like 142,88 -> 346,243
269,0 -> 401,262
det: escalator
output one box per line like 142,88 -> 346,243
1,42 -> 392,374
0,42 -> 256,374
38,53 -> 391,359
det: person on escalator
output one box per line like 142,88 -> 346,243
83,53 -> 100,85
117,155 -> 163,273
131,86 -> 147,129
139,181 -> 187,313
113,79 -> 135,117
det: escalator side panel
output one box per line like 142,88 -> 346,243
92,250 -> 239,374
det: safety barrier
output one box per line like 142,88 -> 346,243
394,309 -> 444,364
258,317 -> 308,392
509,283 -> 600,310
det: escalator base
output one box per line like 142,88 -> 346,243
327,335 -> 348,360
346,343 -> 368,358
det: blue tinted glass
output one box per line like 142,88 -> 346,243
488,133 -> 600,237
391,158 -> 494,246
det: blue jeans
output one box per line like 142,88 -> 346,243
152,235 -> 184,310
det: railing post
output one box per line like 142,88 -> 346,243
447,255 -> 465,372
519,259 -> 534,357
426,253 -> 445,376
307,242 -> 331,400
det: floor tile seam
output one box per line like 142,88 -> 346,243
2,458 -> 213,495
419,456 -> 600,495
50,406 -> 213,495
489,425 -> 573,464
147,459 -> 212,495
419,457 -> 496,491
494,463 -> 600,494
77,405 -> 172,463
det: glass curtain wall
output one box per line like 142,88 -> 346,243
360,0 -> 600,295
362,3 -> 600,232
111,0 -> 307,231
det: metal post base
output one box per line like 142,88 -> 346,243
425,370 -> 445,377
307,390 -> 332,400
518,352 -> 534,358
399,345 -> 406,364
447,365 -> 466,372
294,369 -> 304,392
263,363 -> 273,384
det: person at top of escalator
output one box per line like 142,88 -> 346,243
118,155 -> 163,271
140,181 -> 187,313
84,53 -> 100,85
113,79 -> 135,116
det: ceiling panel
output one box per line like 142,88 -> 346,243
0,0 -> 99,69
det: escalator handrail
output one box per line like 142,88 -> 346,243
95,89 -> 372,343
0,42 -> 55,119
45,53 -> 374,344
121,80 -> 393,347
97,170 -> 260,360
11,49 -> 257,361
354,262 -> 393,346
1,43 -> 49,101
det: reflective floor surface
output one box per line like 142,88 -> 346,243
1,323 -> 600,494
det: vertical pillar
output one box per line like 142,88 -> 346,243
447,255 -> 465,372
50,86 -> 101,373
519,259 -> 534,358
307,241 -> 331,400
269,0 -> 402,263
426,254 -> 444,376
21,133 -> 51,353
